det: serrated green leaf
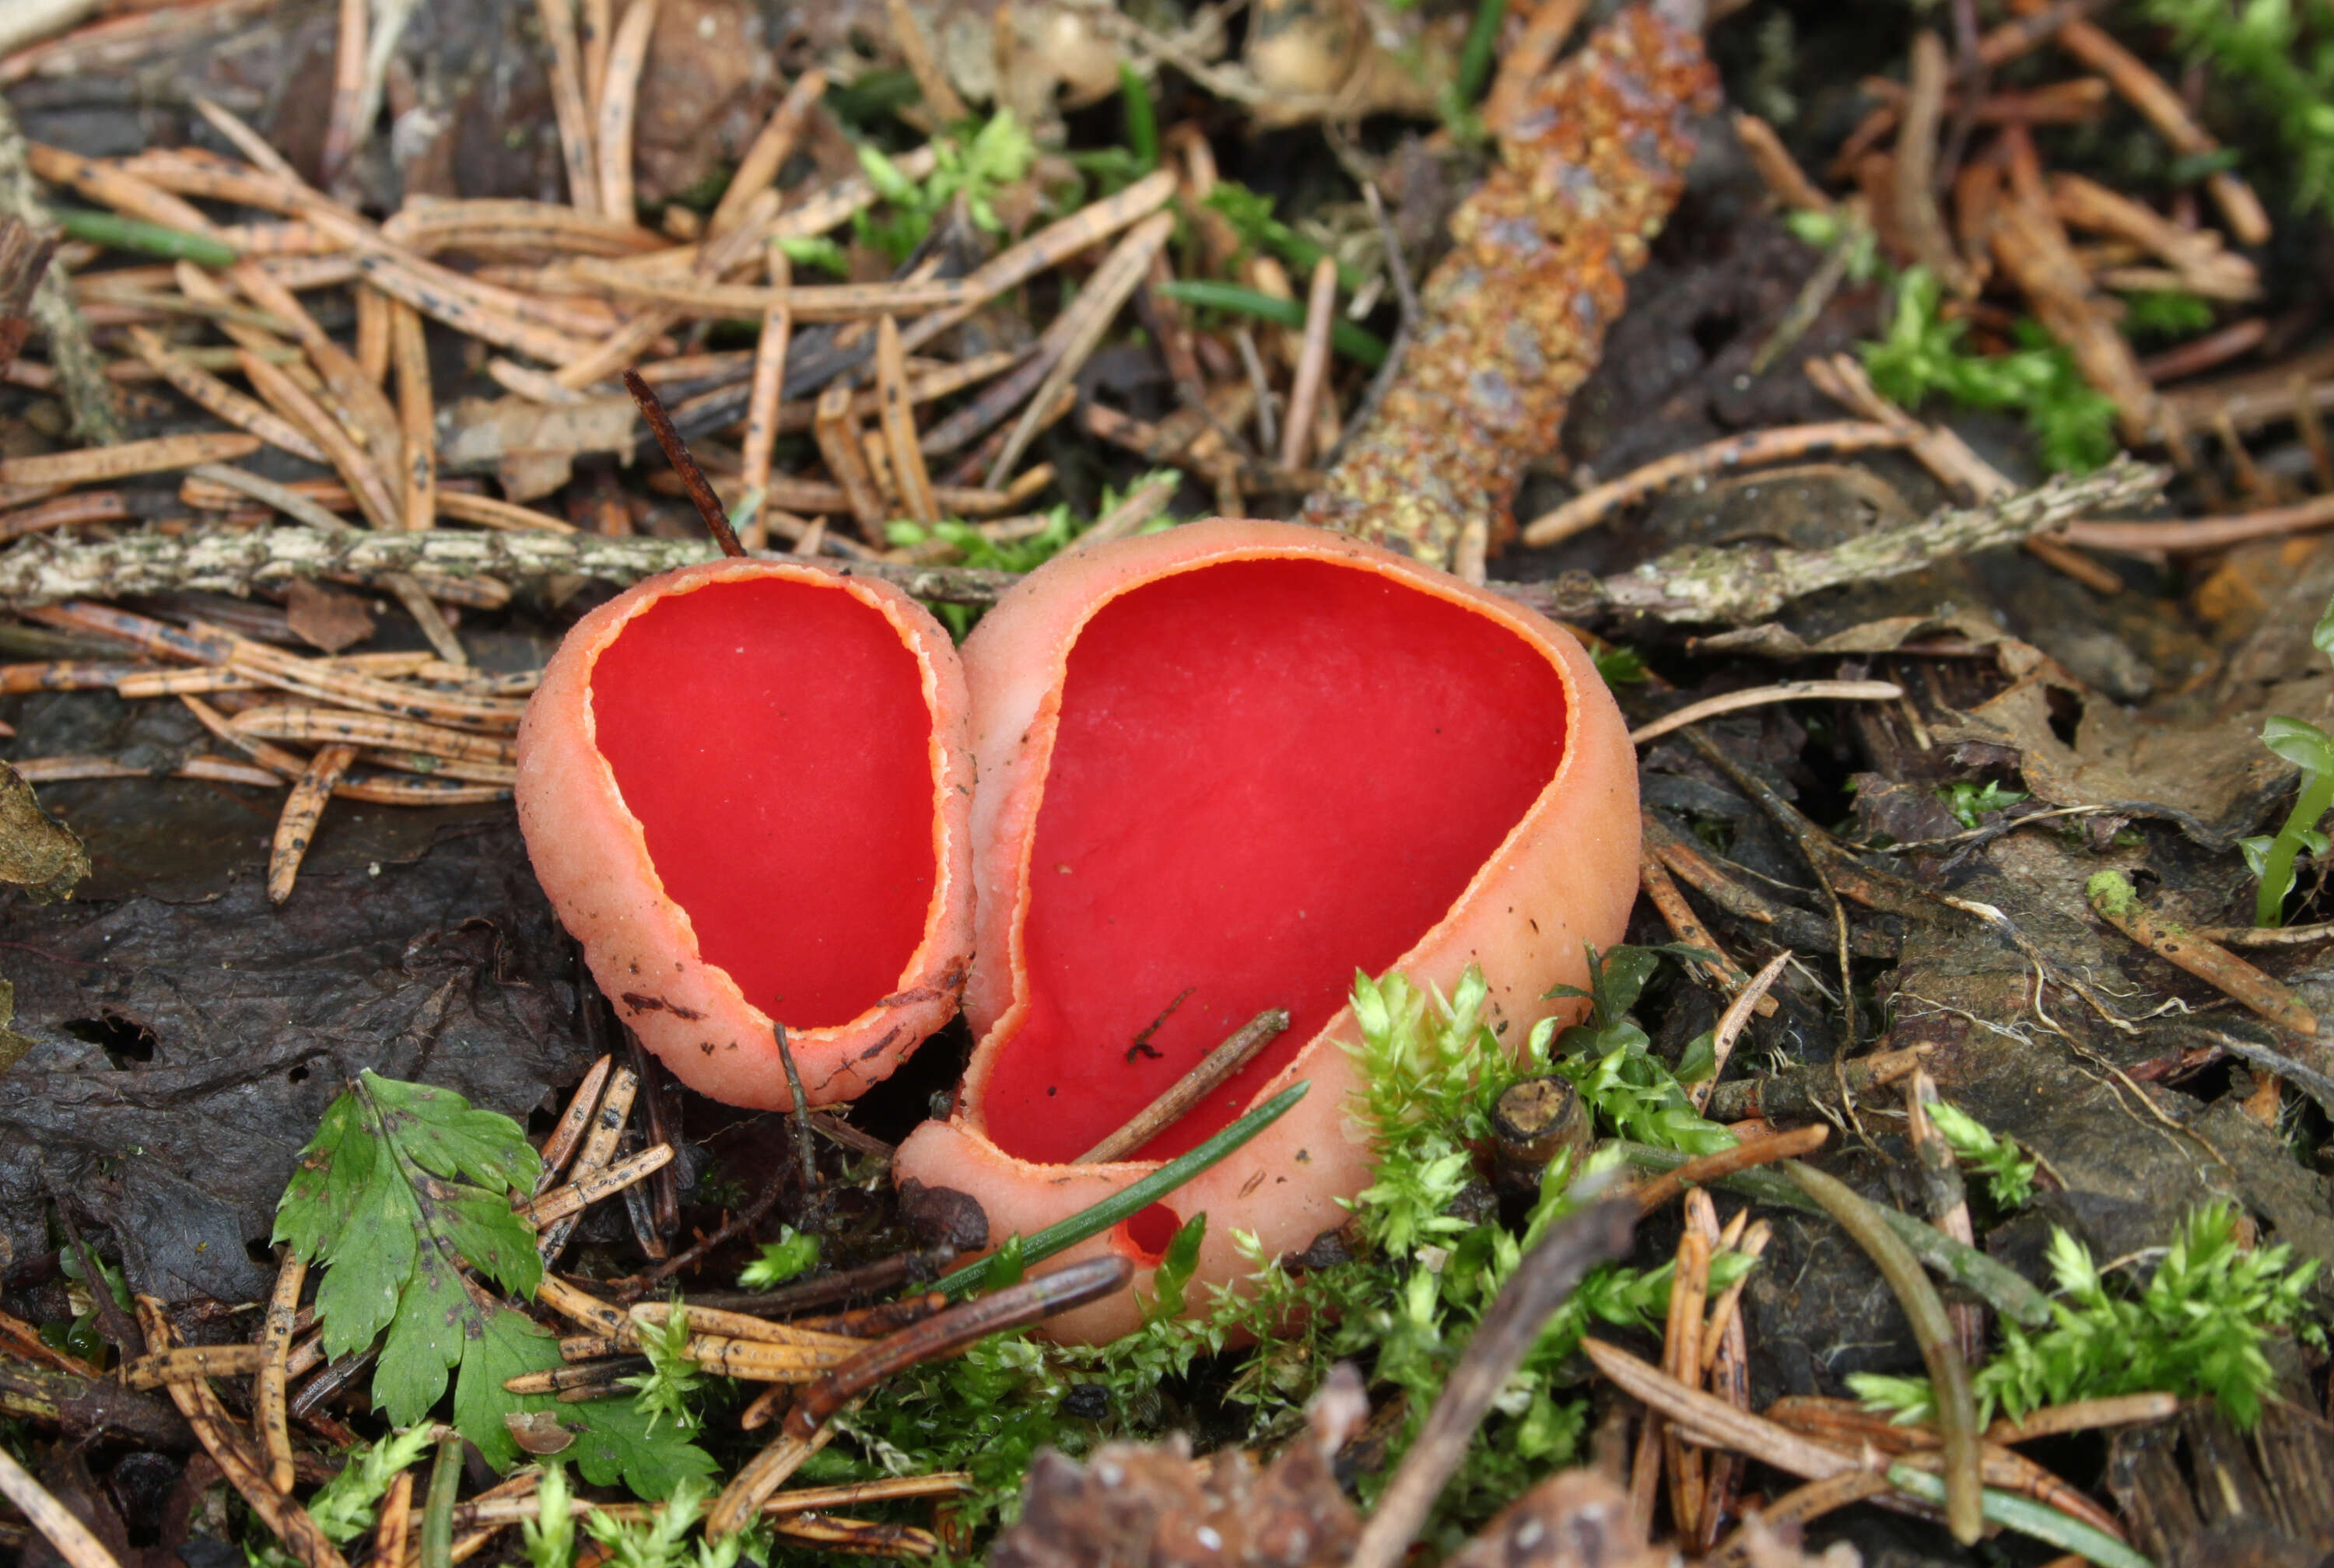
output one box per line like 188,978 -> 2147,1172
457,1308 -> 562,1472
374,1242 -> 468,1426
362,1072 -> 541,1193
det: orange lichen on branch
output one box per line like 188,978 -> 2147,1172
1298,0 -> 1719,571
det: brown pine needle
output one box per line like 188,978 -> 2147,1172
875,316 -> 938,524
124,327 -> 328,464
1279,256 -> 1338,472
534,0 -> 601,213
1522,422 -> 1908,545
390,300 -> 436,531
536,1055 -> 615,1194
121,1342 -> 275,1389
519,1142 -> 674,1227
0,1445 -> 124,1568
268,743 -> 356,904
0,432 -> 261,490
710,68 -> 826,239
738,248 -> 793,551
594,0 -> 660,220
256,1248 -> 306,1493
538,1066 -> 639,1263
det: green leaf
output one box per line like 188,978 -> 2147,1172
1143,1213 -> 1208,1324
1151,280 -> 1388,366
274,1072 -> 552,1460
306,1426 -> 436,1545
2262,715 -> 2334,773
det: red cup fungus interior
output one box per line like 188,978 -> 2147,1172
984,557 -> 1569,1165
587,575 -> 938,1031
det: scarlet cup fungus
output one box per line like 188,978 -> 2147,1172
893,520 -> 1640,1343
515,559 -> 975,1109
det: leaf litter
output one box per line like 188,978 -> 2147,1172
5,1 -> 2334,1566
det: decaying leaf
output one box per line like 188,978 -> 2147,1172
990,1365 -> 1369,1568
0,760 -> 86,901
284,578 -> 378,655
439,395 -> 638,502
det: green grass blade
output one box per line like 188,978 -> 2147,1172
51,207 -> 238,268
1151,281 -> 1387,367
1885,1466 -> 2154,1568
930,1080 -> 1310,1297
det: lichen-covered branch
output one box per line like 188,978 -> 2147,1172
0,460 -> 2167,623
0,525 -> 1022,610
1529,457 -> 2168,625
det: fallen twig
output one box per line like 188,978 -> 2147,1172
1347,1199 -> 1637,1568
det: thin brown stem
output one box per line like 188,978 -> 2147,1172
623,369 -> 741,556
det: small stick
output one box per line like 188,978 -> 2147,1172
1690,951 -> 1791,1114
268,743 -> 356,903
534,0 -> 600,215
1279,256 -> 1337,472
594,0 -> 659,220
624,369 -> 742,555
2085,870 -> 2318,1037
1347,1199 -> 1638,1568
780,1258 -> 1136,1442
354,284 -> 391,386
230,709 -> 513,764
1065,471 -> 1177,555
1989,1392 -> 2179,1444
1074,1010 -> 1289,1163
1523,422 -> 1905,545
773,1022 -> 818,1194
257,1248 -> 307,1491
501,1356 -> 647,1395
2063,493 -> 2334,554
1481,0 -> 1590,134
774,1515 -> 939,1557
536,1055 -> 614,1193
738,247 -> 792,552
630,1302 -> 863,1351
875,316 -> 939,524
687,1249 -> 957,1318
1786,1160 -> 1980,1544
1631,681 -> 1903,747
390,300 -> 436,532
0,1445 -> 124,1568
1631,1123 -> 1829,1215
709,69 -> 825,239
519,1142 -> 672,1227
